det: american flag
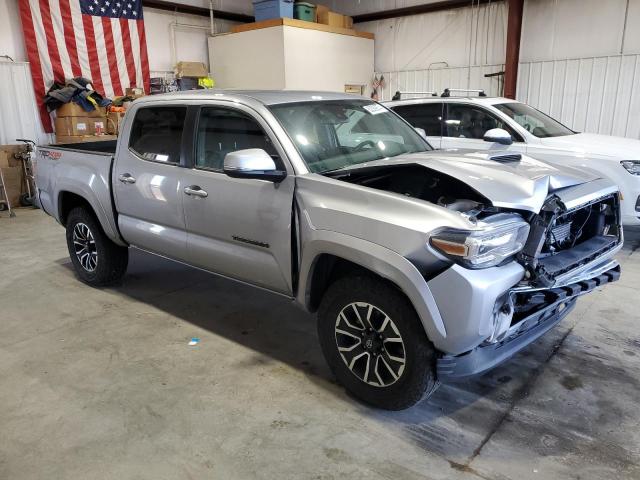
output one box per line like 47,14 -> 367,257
19,0 -> 150,132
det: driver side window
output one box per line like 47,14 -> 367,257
195,107 -> 277,171
445,104 -> 522,141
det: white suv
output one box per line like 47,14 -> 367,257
385,94 -> 640,226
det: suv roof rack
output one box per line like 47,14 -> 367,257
441,88 -> 487,98
391,91 -> 438,101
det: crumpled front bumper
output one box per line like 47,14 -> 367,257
436,265 -> 621,382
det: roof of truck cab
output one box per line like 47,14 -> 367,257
133,90 -> 368,106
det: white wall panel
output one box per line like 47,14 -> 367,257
516,54 -> 640,139
0,62 -> 52,145
358,2 -> 507,73
0,0 -> 27,62
144,8 -> 238,72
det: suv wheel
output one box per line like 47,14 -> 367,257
65,207 -> 128,286
318,275 -> 439,410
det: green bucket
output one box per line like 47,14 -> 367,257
294,2 -> 316,22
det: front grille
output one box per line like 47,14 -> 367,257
541,193 -> 619,256
519,193 -> 621,287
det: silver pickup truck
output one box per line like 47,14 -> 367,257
35,91 -> 622,410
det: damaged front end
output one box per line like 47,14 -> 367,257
437,186 -> 623,381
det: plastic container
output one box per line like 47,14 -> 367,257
294,2 -> 316,22
252,0 -> 294,21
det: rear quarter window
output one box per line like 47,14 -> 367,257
129,107 -> 186,164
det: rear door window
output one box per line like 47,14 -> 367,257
391,103 -> 444,136
129,107 -> 186,164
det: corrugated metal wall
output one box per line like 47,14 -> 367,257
0,61 -> 52,145
377,54 -> 640,140
376,64 -> 505,101
517,54 -> 640,139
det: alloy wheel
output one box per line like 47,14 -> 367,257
334,302 -> 406,387
72,222 -> 98,272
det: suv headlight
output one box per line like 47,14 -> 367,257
430,216 -> 530,269
621,160 -> 640,175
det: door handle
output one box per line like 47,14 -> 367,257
118,173 -> 136,184
184,185 -> 208,198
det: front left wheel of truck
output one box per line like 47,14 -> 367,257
65,206 -> 128,286
317,275 -> 440,410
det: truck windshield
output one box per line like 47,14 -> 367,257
269,100 -> 431,173
494,102 -> 575,138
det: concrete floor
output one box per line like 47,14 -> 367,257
1,208 -> 639,480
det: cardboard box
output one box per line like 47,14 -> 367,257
106,112 -> 125,135
87,117 -> 107,135
316,4 -> 329,22
343,15 -> 353,29
125,87 -> 145,98
317,8 -> 344,27
55,135 -> 118,145
0,166 -> 23,208
56,102 -> 104,118
174,61 -> 208,78
0,145 -> 27,168
54,116 -> 92,136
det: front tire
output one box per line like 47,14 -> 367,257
65,207 -> 128,286
317,275 -> 439,410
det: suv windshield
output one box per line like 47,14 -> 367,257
494,102 -> 575,138
269,100 -> 431,173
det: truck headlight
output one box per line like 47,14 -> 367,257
621,160 -> 640,175
430,216 -> 530,269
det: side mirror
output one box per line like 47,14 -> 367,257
223,149 -> 286,182
414,127 -> 427,139
483,128 -> 513,145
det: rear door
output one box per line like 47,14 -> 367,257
440,103 -> 526,152
113,105 -> 189,261
390,102 -> 445,148
181,104 -> 296,294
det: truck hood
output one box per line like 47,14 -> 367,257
539,132 -> 640,160
339,149 -> 602,213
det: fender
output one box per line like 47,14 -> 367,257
54,171 -> 126,247
298,229 -> 449,350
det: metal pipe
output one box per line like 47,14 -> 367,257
503,0 -> 524,99
352,0 -> 503,23
142,0 -> 254,23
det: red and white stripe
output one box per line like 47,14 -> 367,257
18,0 -> 150,133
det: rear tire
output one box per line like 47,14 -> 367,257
317,275 -> 439,410
19,193 -> 33,207
65,207 -> 128,286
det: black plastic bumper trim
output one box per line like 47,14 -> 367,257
437,265 -> 620,381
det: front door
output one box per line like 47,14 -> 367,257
181,105 -> 295,295
113,105 -> 189,260
440,103 -> 527,153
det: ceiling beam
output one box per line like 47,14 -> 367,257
142,0 -> 255,23
352,0 -> 503,23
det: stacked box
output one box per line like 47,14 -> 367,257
54,102 -> 110,143
0,145 -> 28,209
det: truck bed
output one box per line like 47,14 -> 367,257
35,142 -> 124,246
52,139 -> 118,155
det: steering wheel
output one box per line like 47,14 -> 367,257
352,140 -> 377,152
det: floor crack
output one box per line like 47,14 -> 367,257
462,317 -> 580,471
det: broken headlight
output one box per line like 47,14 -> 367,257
430,215 -> 530,269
